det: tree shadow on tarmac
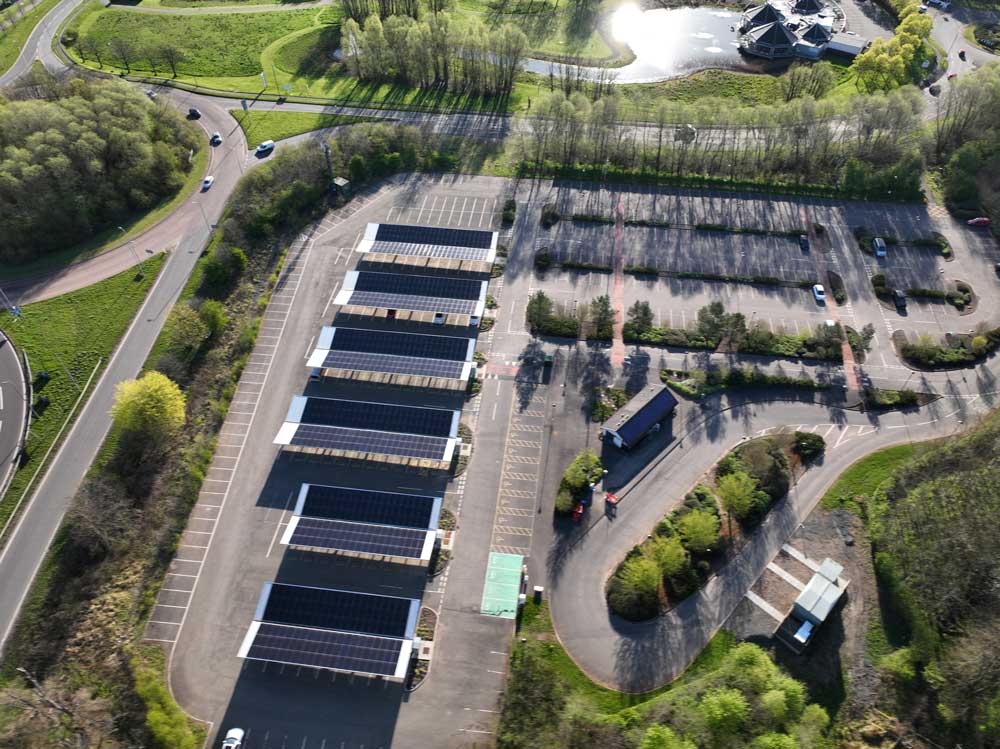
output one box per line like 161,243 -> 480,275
515,338 -> 547,411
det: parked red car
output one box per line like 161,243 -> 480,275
968,217 -> 992,227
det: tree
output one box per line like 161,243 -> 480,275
700,687 -> 749,736
792,432 -> 825,463
627,300 -> 654,336
198,299 -> 228,336
526,290 -> 554,332
751,733 -> 797,749
645,534 -> 689,578
166,305 -> 209,361
590,294 -> 615,340
111,371 -> 186,439
640,725 -> 696,749
109,37 -> 137,73
717,470 -> 758,523
619,556 -> 661,599
761,689 -> 789,726
676,509 -> 720,553
498,647 -> 566,749
0,670 -> 115,748
158,43 -> 187,78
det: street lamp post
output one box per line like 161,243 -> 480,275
117,226 -> 145,279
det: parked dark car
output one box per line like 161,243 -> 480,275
188,107 -> 202,119
799,234 -> 810,252
893,289 -> 907,308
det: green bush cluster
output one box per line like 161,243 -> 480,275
694,223 -> 805,238
661,366 -> 823,399
716,438 -> 792,527
792,431 -> 826,463
540,204 -> 561,228
554,450 -> 603,514
502,198 -> 516,224
608,484 -> 722,621
525,290 -> 580,338
901,328 -> 1000,368
591,386 -> 628,423
133,663 -> 198,749
571,212 -> 615,224
865,387 -> 920,409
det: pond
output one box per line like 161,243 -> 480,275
524,4 -> 758,83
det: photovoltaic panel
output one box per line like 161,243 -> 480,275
353,272 -> 483,301
347,291 -> 477,315
329,328 -> 470,361
369,240 -> 491,262
322,351 -> 465,380
375,223 -> 494,250
300,399 -> 454,437
246,623 -> 403,676
290,426 -> 450,461
262,584 -> 412,638
288,518 -> 429,558
301,485 -> 437,528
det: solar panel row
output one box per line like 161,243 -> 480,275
347,291 -> 477,315
375,223 -> 494,250
290,425 -> 450,461
290,518 -> 428,559
301,485 -> 437,528
300,399 -> 454,437
369,240 -> 491,262
262,584 -> 412,638
246,622 -> 403,676
329,328 -> 470,361
322,350 -> 465,380
353,272 -> 483,301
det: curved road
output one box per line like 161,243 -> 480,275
0,332 -> 26,504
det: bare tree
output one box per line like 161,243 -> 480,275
0,669 -> 116,748
108,38 -> 136,74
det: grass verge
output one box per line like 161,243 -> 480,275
0,135 -> 206,282
0,0 -> 63,76
229,109 -> 376,143
818,442 -> 928,514
0,254 -> 166,534
516,599 -> 736,713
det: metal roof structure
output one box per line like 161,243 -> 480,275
273,396 -> 461,469
333,271 -> 488,324
357,223 -> 498,264
281,484 -> 442,564
306,326 -> 476,389
238,583 -> 419,680
793,558 -> 846,625
601,385 -> 678,449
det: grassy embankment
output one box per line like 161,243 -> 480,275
0,0 -> 63,76
0,255 -> 166,533
229,110 -> 376,143
0,134 -> 207,282
65,2 -> 792,121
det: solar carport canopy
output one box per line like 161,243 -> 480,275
357,222 -> 498,263
280,484 -> 442,561
273,396 -> 461,463
307,326 -> 476,382
333,271 -> 488,317
238,583 -> 419,679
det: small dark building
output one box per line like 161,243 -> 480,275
742,21 -> 798,59
741,2 -> 784,31
601,384 -> 678,450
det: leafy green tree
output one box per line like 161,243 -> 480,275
111,371 -> 186,439
796,704 -> 830,749
618,556 -> 661,600
640,725 -> 696,749
645,535 -> 689,578
761,689 -> 789,726
590,294 -> 615,340
767,675 -> 806,720
676,509 -> 720,553
751,733 -> 797,749
717,470 -> 758,528
197,299 -> 228,337
627,300 -> 654,336
526,291 -> 554,333
700,687 -> 749,736
498,647 -> 566,749
165,305 -> 209,361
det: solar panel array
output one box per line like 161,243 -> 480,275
300,399 -> 454,437
329,328 -> 469,361
289,518 -> 428,559
369,240 -> 491,262
322,351 -> 464,380
375,223 -> 494,249
302,485 -> 436,529
246,622 -> 403,676
348,291 -> 477,315
263,584 -> 412,638
290,426 -> 449,460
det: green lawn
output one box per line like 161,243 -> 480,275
819,442 -> 929,514
0,0 -> 63,76
516,600 -> 736,714
624,68 -> 785,108
69,3 -> 336,77
229,109 -> 376,143
0,255 -> 166,533
0,133 -> 207,282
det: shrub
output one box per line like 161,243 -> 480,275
645,534 -> 689,577
197,299 -> 228,336
133,665 -> 198,749
676,508 -> 720,553
880,647 -> 917,685
540,203 -> 560,228
700,688 -> 750,735
502,198 -> 516,224
554,449 -> 603,514
793,431 -> 826,462
607,556 -> 660,621
737,438 -> 789,501
534,250 -> 552,271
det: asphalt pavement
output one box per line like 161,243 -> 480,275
0,332 -> 26,503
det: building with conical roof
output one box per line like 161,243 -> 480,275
742,20 -> 798,58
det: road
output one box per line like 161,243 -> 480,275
0,332 -> 26,503
0,94 -> 244,654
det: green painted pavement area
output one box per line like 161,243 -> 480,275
480,552 -> 523,619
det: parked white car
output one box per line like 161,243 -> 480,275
221,727 -> 244,749
812,284 -> 826,304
